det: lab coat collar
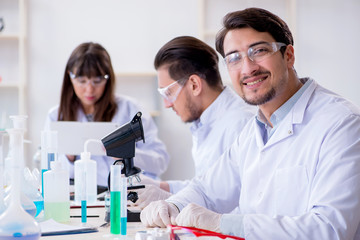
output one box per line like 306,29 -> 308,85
291,78 -> 317,124
255,78 -> 316,150
191,86 -> 231,131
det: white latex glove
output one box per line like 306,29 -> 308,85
140,200 -> 179,228
138,174 -> 161,187
175,203 -> 221,232
136,184 -> 172,209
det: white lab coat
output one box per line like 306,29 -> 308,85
44,95 -> 170,187
168,79 -> 360,239
167,87 -> 255,193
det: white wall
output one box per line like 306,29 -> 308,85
25,0 -> 360,181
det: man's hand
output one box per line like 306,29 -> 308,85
140,200 -> 179,228
136,184 -> 172,209
175,203 -> 221,232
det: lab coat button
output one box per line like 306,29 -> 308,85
288,130 -> 292,134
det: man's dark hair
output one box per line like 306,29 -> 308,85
154,36 -> 222,87
215,8 -> 293,57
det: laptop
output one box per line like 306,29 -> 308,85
50,121 -> 120,155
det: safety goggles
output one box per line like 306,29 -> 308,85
224,42 -> 287,71
157,78 -> 188,104
69,71 -> 109,88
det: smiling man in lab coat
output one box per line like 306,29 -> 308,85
140,7 -> 360,239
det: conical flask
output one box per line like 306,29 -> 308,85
0,128 -> 41,239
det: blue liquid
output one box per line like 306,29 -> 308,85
121,217 -> 127,235
81,200 -> 87,223
41,169 -> 47,198
34,200 -> 44,217
0,233 -> 40,239
25,207 -> 37,218
47,153 -> 55,169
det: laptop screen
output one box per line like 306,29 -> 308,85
49,121 -> 120,155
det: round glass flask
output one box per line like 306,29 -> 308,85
0,128 -> 41,239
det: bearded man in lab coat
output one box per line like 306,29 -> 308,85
134,36 -> 255,209
140,7 -> 360,240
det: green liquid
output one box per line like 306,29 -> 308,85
110,191 -> 121,234
44,201 -> 70,223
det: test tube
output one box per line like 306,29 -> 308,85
81,171 -> 87,225
120,176 -> 127,235
110,164 -> 122,235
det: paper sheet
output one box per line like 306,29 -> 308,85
40,219 -> 98,236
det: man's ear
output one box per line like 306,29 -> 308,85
285,45 -> 295,68
188,74 -> 202,97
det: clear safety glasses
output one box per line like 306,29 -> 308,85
168,225 -> 245,240
157,78 -> 188,104
224,42 -> 287,71
69,72 -> 109,88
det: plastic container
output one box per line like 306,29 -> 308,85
74,151 -> 97,205
43,161 -> 70,223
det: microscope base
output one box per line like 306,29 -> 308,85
104,209 -> 141,222
127,209 -> 141,222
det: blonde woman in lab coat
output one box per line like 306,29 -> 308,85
44,42 -> 169,189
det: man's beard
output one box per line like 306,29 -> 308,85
243,87 -> 276,106
184,90 -> 202,123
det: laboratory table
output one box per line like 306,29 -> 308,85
40,206 -> 146,240
39,205 -> 221,240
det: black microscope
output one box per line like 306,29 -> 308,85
101,112 -> 146,222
